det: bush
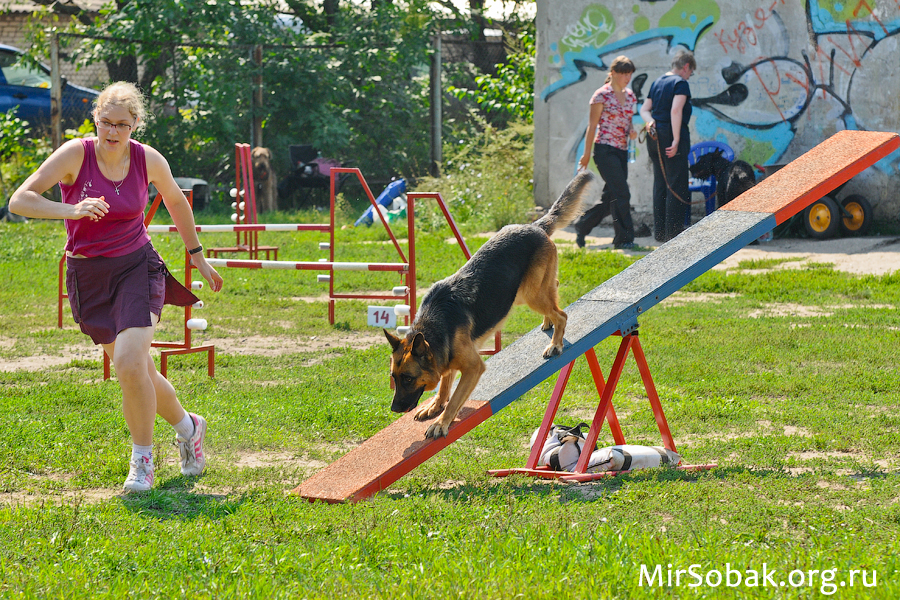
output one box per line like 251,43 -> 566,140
0,109 -> 52,205
412,119 -> 534,233
448,32 -> 535,126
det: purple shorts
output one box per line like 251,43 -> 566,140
66,242 -> 166,345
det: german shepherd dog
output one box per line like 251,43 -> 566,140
384,172 -> 595,439
689,149 -> 756,208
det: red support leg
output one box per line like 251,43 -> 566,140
574,334 -> 635,474
631,335 -> 677,452
584,347 -> 625,446
525,359 -> 576,469
489,330 -> 715,482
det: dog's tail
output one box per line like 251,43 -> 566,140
532,171 -> 595,236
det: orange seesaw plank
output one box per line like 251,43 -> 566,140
295,401 -> 492,503
721,130 -> 898,221
293,130 -> 898,503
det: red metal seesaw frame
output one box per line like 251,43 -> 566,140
488,329 -> 717,483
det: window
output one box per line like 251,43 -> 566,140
0,51 -> 52,89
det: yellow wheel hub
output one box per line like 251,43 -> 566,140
807,202 -> 833,233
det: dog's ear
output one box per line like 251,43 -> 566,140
410,332 -> 430,358
384,328 -> 402,352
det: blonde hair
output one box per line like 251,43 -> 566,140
604,56 -> 635,84
671,50 -> 697,72
93,81 -> 147,135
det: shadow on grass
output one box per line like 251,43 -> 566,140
117,476 -> 249,520
390,465 -> 816,505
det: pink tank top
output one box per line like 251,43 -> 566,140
60,138 -> 151,257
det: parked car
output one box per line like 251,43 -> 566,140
0,44 -> 99,131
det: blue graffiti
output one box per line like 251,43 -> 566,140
541,19 -> 714,101
807,0 -> 900,41
546,4 -> 900,175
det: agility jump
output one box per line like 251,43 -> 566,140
296,130 -> 899,503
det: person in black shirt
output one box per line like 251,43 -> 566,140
639,50 -> 696,243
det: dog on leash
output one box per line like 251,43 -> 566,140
251,147 -> 279,213
383,171 -> 595,439
689,149 -> 756,208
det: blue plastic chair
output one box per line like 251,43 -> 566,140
686,141 -> 734,225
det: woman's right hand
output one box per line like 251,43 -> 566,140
578,154 -> 590,171
72,196 -> 110,221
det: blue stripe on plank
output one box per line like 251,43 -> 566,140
479,210 -> 776,416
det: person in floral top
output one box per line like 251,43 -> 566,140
573,55 -> 638,249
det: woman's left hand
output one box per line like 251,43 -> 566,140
190,254 -> 224,293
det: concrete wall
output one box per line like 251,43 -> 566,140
534,0 -> 900,222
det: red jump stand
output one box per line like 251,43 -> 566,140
488,328 -> 716,483
101,190 -> 215,380
207,143 -> 278,260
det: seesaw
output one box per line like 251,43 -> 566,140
294,130 -> 900,503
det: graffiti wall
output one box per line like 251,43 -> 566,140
534,0 -> 900,220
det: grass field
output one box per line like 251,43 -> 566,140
2,214 -> 899,599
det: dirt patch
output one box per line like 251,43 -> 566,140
746,302 -> 896,319
0,330 -> 387,373
556,225 -> 900,276
232,450 -> 326,470
0,450 -> 330,508
201,330 -> 385,358
662,291 -> 740,306
0,341 -> 100,373
1,488 -> 120,507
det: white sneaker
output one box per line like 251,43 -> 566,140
123,456 -> 154,493
176,413 -> 207,476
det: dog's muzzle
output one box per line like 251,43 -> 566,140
391,387 -> 425,414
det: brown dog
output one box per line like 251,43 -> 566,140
251,147 -> 278,213
384,171 -> 595,439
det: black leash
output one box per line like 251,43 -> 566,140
641,124 -> 704,208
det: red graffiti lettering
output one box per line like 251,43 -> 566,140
752,60 -> 787,122
714,29 -> 736,54
852,0 -> 889,34
828,26 -> 867,68
753,7 -> 769,29
713,0 -> 787,56
784,71 -> 810,97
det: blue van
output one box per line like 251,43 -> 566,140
0,44 -> 99,131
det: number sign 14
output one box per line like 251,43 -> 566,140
367,306 -> 397,328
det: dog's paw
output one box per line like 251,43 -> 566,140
542,343 -> 563,359
424,421 -> 450,439
413,397 -> 445,421
541,317 -> 552,331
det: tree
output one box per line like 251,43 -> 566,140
448,31 -> 535,125
22,0 -> 435,187
20,0 -> 537,190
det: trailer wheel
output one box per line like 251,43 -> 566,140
803,196 -> 840,239
839,194 -> 873,236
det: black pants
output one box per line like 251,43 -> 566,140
647,127 -> 690,242
573,143 -> 634,246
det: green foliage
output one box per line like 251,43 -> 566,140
448,32 -> 535,125
34,1 -> 433,189
412,119 -> 535,233
0,108 -> 52,203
